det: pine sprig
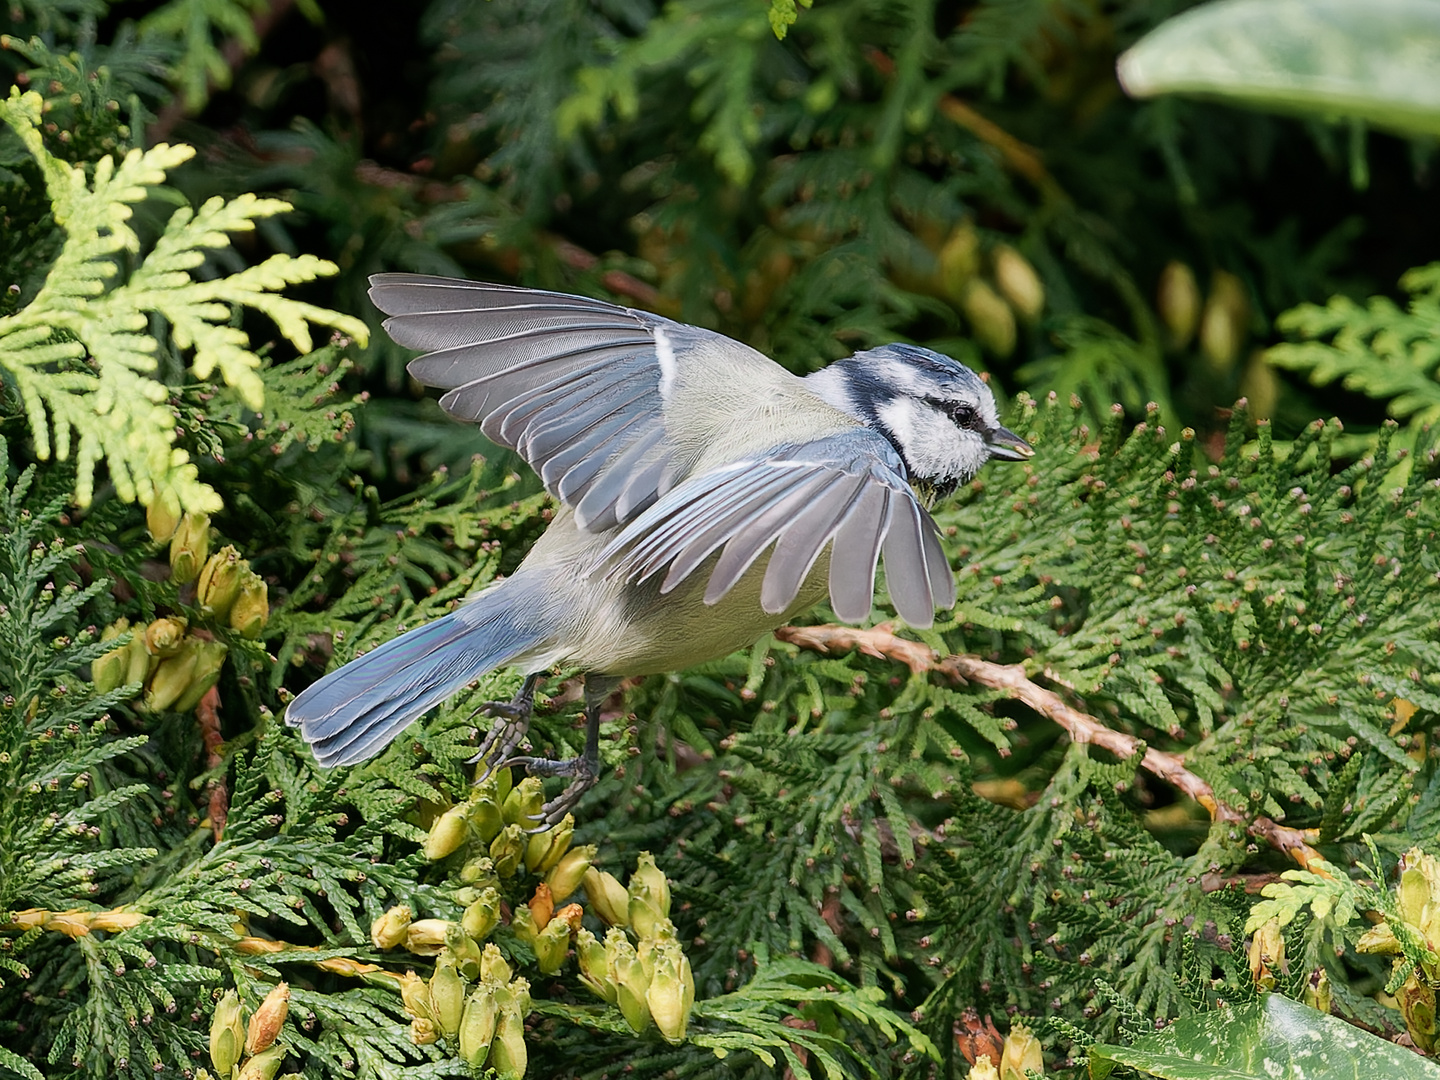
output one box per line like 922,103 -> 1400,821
0,88 -> 368,514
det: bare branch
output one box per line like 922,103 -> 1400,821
774,623 -> 1328,874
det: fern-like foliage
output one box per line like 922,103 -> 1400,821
0,88 -> 368,514
1269,263 -> 1440,439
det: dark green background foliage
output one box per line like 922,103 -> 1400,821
1,1 -> 1439,1078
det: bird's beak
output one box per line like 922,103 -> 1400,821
985,425 -> 1034,461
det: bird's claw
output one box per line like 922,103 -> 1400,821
500,753 -> 598,830
466,684 -> 537,777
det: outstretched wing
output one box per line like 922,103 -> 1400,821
598,432 -> 955,628
371,274 -> 767,532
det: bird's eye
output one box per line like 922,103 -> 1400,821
946,401 -> 977,425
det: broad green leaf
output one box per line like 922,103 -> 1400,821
1117,0 -> 1440,137
1089,994 -> 1440,1079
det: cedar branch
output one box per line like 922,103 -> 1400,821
773,623 -> 1328,875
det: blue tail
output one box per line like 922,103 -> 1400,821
286,591 -> 548,767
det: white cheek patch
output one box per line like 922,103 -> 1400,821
654,326 -> 678,399
878,398 -> 960,478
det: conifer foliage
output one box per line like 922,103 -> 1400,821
2,1 -> 1440,1079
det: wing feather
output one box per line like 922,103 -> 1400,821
760,472 -> 865,613
371,274 -> 723,530
880,498 -> 936,628
600,433 -> 950,626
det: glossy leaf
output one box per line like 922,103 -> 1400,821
1117,0 -> 1440,137
1089,994 -> 1440,1080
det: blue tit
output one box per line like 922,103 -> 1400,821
286,275 -> 1032,824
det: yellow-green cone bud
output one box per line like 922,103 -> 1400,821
457,985 -> 499,1067
583,867 -> 630,928
144,617 -> 188,658
608,932 -> 651,1034
169,513 -> 211,585
533,916 -> 571,976
576,927 -> 616,1003
404,918 -> 452,955
459,856 -> 497,890
629,894 -> 666,943
230,572 -> 269,640
92,620 -> 131,694
147,486 -> 182,544
371,905 -> 412,950
960,279 -> 1017,358
525,813 -> 573,874
992,245 -> 1044,322
1198,270 -> 1248,372
236,1043 -> 287,1080
645,940 -> 693,1045
1157,260 -> 1201,348
245,982 -> 290,1057
172,640 -> 228,713
999,1022 -> 1043,1080
397,970 -> 434,1022
445,924 -> 483,981
424,803 -> 471,861
410,1017 -> 438,1046
502,777 -> 545,827
489,823 -> 526,878
509,902 -> 539,947
466,793 -> 505,845
144,637 -> 201,712
209,989 -> 245,1078
938,222 -> 982,303
509,975 -> 532,1019
488,1000 -> 529,1080
544,843 -> 596,904
480,942 -> 513,985
198,547 -> 245,620
630,852 -> 671,917
124,631 -> 157,688
462,888 -> 501,942
429,957 -> 466,1039
969,1055 -> 1001,1080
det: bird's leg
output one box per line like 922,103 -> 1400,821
468,672 -> 543,778
503,673 -> 619,830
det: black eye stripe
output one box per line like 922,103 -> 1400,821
925,397 -> 978,425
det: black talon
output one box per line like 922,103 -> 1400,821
500,673 -> 616,830
468,672 -> 541,776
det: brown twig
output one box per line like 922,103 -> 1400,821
864,49 -> 1063,199
197,684 -> 229,841
773,623 -> 1328,875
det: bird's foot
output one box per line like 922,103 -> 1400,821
500,752 -> 599,830
467,675 -> 539,778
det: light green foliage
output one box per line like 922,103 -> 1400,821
766,0 -> 814,41
1269,264 -> 1440,440
0,88 -> 367,514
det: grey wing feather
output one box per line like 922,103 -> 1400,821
600,432 -> 952,625
371,273 -> 706,529
827,484 -> 892,622
880,498 -> 937,628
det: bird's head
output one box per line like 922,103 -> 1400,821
809,344 -> 1033,506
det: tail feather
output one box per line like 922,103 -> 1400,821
286,599 -> 546,767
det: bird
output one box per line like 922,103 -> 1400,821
286,274 -> 1033,825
